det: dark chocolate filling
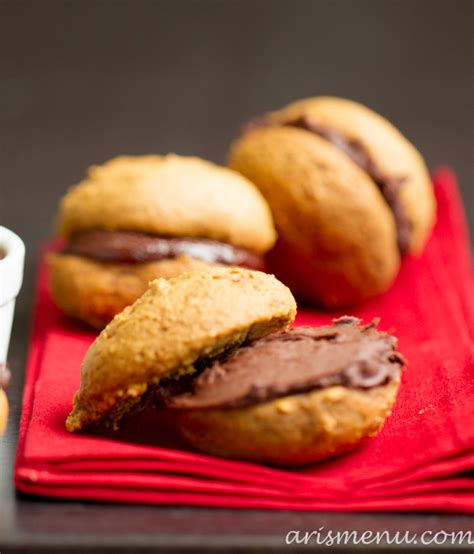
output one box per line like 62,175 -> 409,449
245,114 -> 412,254
165,317 -> 405,410
63,230 -> 265,270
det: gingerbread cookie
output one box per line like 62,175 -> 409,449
50,155 -> 276,327
229,96 -> 436,307
66,267 -> 296,432
66,268 -> 404,467
0,364 -> 10,436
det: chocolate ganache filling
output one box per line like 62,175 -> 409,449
165,316 -> 405,410
245,114 -> 412,254
63,230 -> 265,270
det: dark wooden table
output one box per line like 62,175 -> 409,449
1,1 -> 473,551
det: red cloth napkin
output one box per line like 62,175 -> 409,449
15,169 -> 474,512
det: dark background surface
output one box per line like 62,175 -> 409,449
1,0 -> 473,552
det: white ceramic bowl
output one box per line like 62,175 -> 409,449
0,226 -> 25,366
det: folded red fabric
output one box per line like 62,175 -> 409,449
15,169 -> 474,512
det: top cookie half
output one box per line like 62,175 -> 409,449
66,267 -> 296,432
232,96 -> 436,255
56,154 -> 276,254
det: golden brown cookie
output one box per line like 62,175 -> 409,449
50,154 -> 276,327
174,380 -> 400,466
57,155 -> 275,251
0,364 -> 9,436
66,267 -> 296,432
229,96 -> 436,307
66,266 -> 404,466
0,388 -> 8,436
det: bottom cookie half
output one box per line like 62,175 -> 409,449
48,253 -> 215,328
174,380 -> 400,466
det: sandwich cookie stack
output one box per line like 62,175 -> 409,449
66,268 -> 405,466
229,96 -> 436,307
49,155 -> 276,328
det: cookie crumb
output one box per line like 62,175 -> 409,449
276,400 -> 294,414
418,404 -> 433,415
